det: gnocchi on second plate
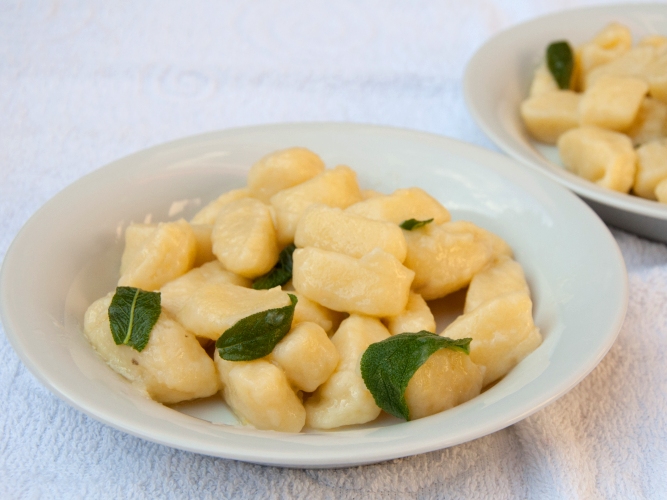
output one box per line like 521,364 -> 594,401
520,23 -> 667,203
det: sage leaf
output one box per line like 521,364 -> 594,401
360,331 -> 472,421
216,293 -> 298,361
547,41 -> 574,90
399,218 -> 434,230
252,243 -> 297,289
108,287 -> 161,352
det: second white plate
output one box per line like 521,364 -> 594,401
464,3 -> 667,243
0,123 -> 627,468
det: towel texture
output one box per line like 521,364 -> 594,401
1,0 -> 665,498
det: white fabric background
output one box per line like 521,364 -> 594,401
1,1 -> 666,498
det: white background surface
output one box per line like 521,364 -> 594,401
1,1 -> 666,498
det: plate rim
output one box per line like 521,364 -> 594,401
0,122 -> 629,467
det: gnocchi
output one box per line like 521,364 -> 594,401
520,23 -> 667,203
83,147 -> 541,433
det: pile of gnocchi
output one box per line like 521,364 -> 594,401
83,147 -> 541,433
520,23 -> 667,203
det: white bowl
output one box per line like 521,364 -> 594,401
464,3 -> 667,243
0,123 -> 627,468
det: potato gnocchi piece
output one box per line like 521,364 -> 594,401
645,51 -> 667,104
189,224 -> 217,267
634,139 -> 667,201
443,292 -> 541,387
292,247 -> 414,317
520,90 -> 581,144
528,64 -> 560,97
591,22 -> 633,50
305,315 -> 390,429
558,126 -> 637,193
404,221 -> 512,301
215,354 -> 306,433
360,189 -> 383,200
655,178 -> 667,203
211,197 -> 280,279
247,147 -> 325,203
190,188 -> 250,225
175,283 -> 291,340
639,35 -> 667,51
119,219 -> 197,291
84,293 -> 219,404
579,75 -> 648,131
578,23 -> 632,82
270,166 -> 363,247
464,256 -> 529,314
271,322 -> 339,392
284,288 -> 345,335
122,222 -> 214,273
584,45 -> 655,90
382,292 -> 435,335
120,223 -> 158,276
625,97 -> 667,146
404,348 -> 483,420
345,187 -> 450,225
160,261 -> 251,317
295,205 -> 407,262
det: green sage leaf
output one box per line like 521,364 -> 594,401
399,218 -> 434,230
108,287 -> 161,352
252,243 -> 297,289
216,294 -> 298,361
547,41 -> 574,90
360,331 -> 472,421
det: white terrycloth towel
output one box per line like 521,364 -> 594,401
0,1 -> 665,498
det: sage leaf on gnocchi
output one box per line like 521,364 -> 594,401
360,332 -> 472,421
399,218 -> 433,230
108,286 -> 161,352
546,41 -> 574,90
252,243 -> 296,289
216,294 -> 298,361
